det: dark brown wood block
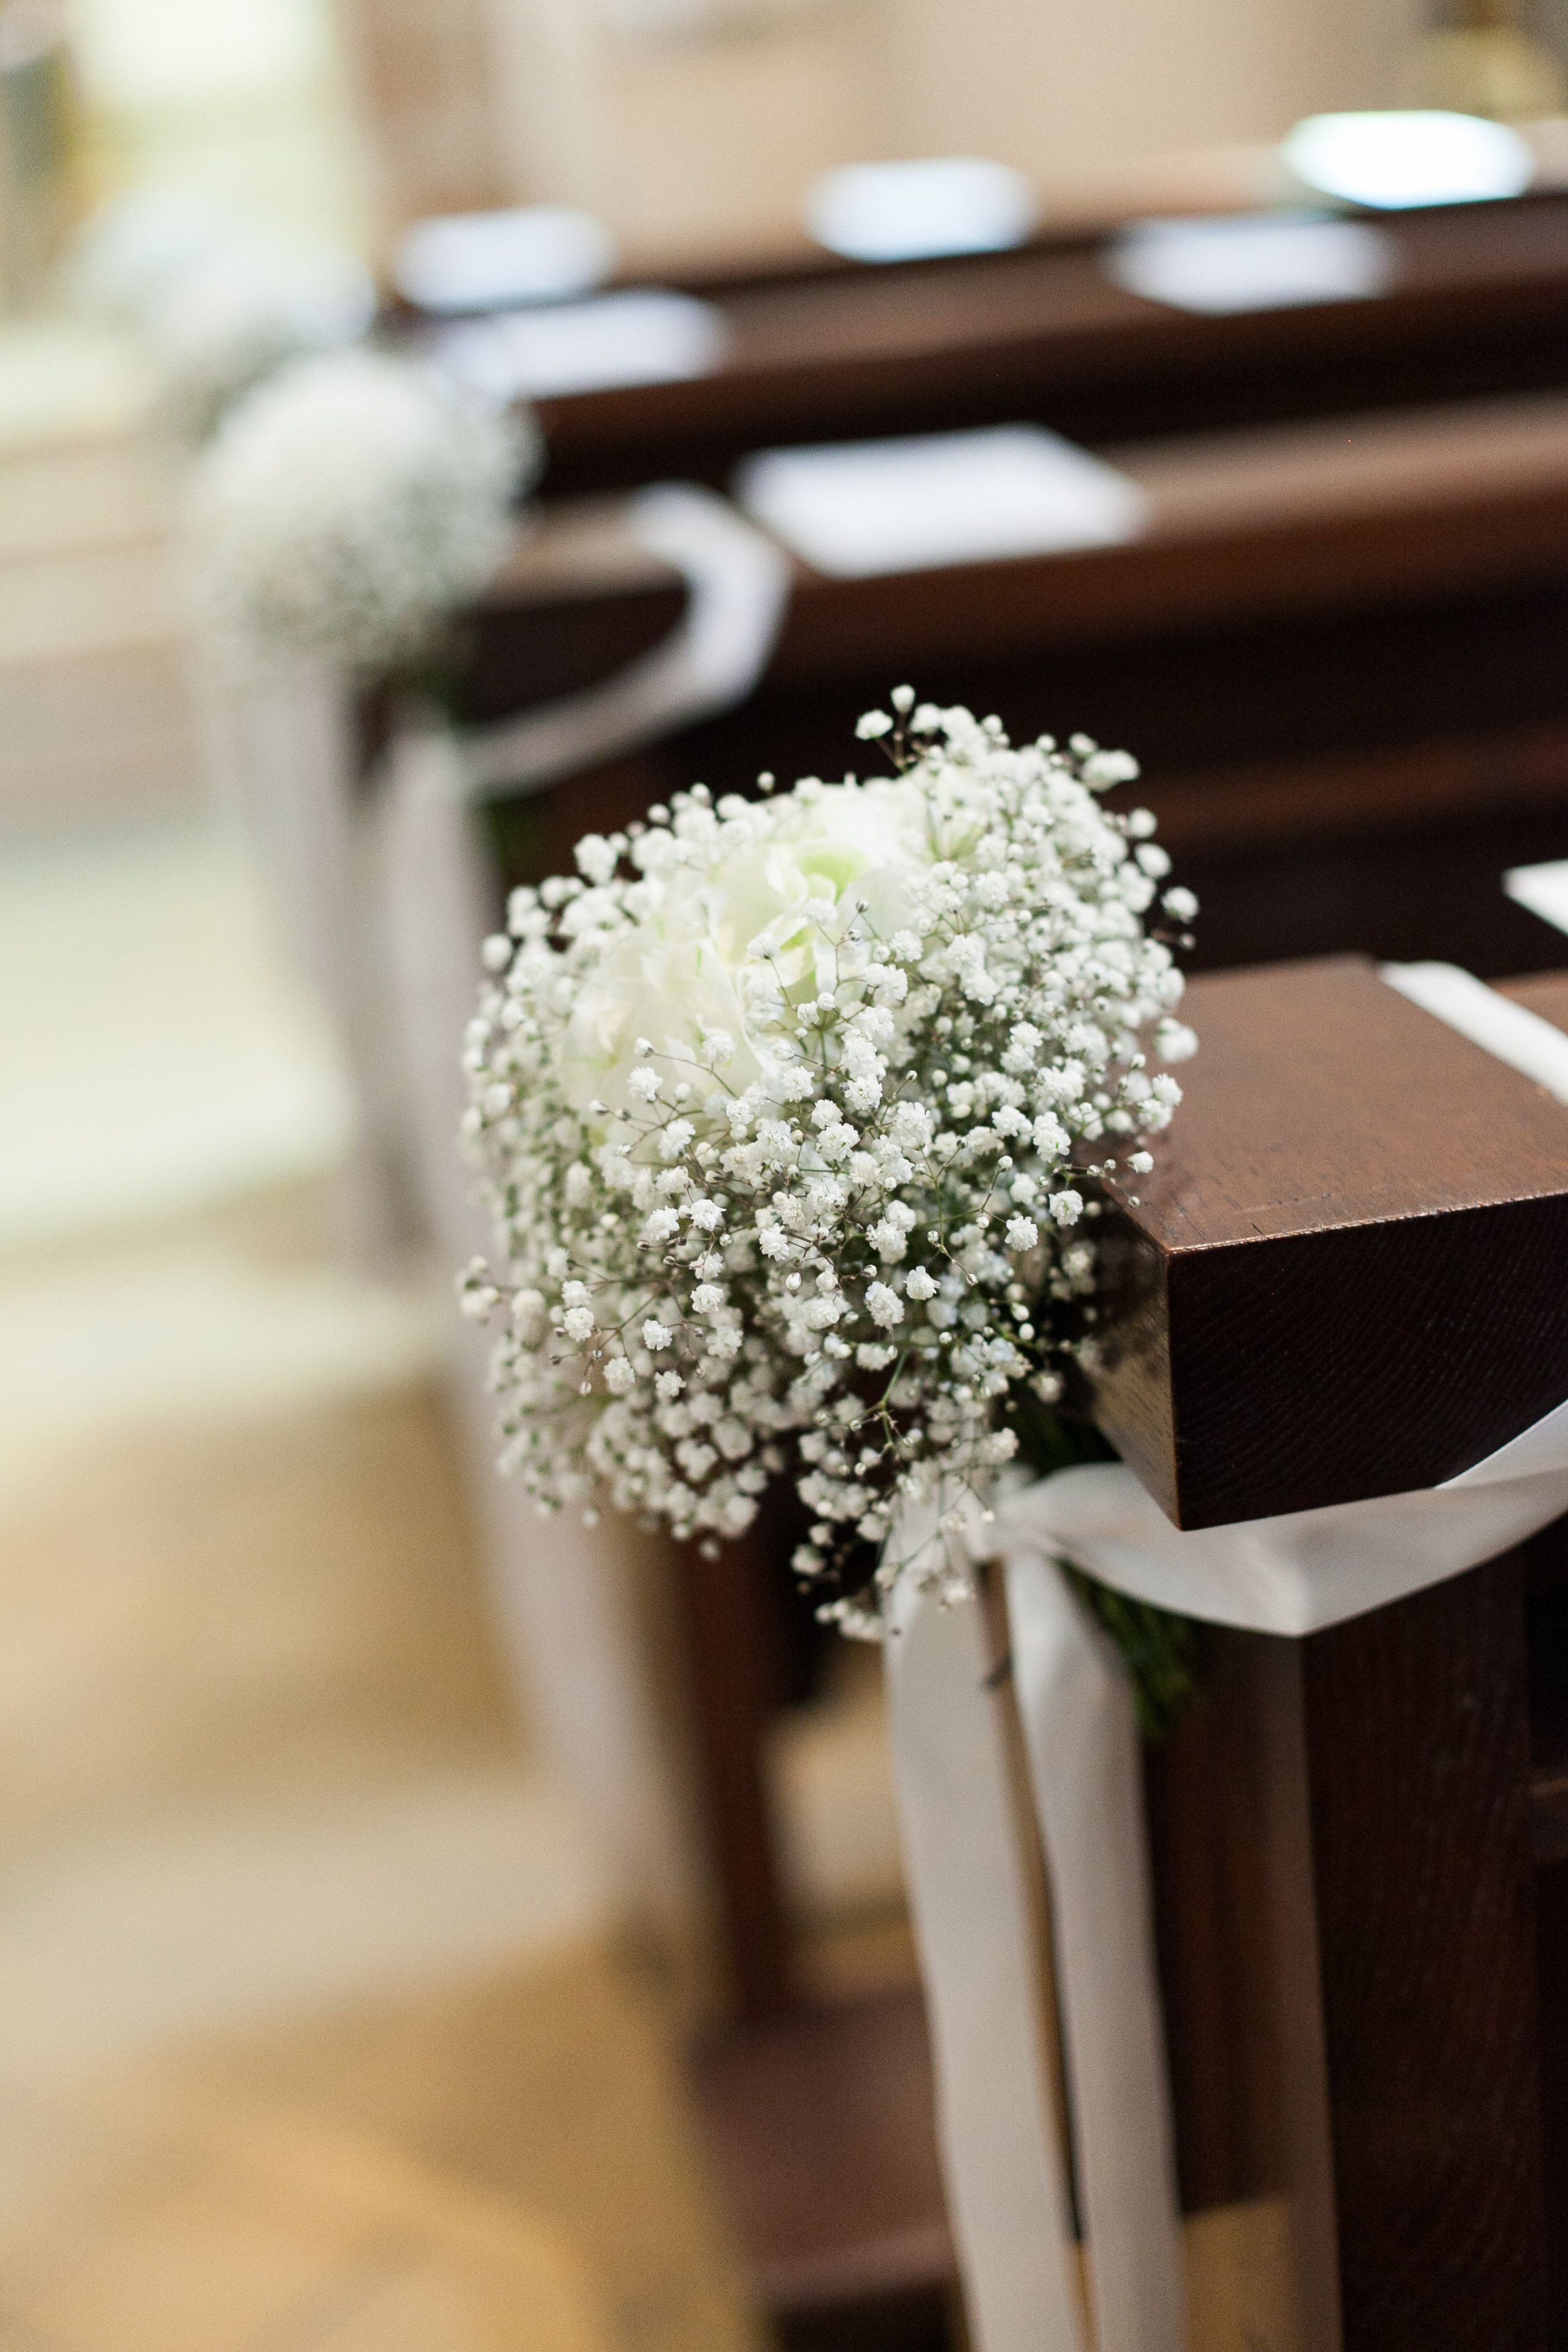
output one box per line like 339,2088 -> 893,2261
1092,955 -> 1568,1528
1299,1560 -> 1547,2351
1535,1859 -> 1568,2349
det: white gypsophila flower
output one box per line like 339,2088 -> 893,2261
460,701 -> 1195,1634
188,348 -> 540,669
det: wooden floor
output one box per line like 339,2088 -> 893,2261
0,2077 -> 615,2352
0,1159 -> 1313,2352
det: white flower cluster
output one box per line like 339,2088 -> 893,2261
461,698 -> 1195,1635
188,349 -> 540,669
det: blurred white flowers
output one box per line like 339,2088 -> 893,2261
187,348 -> 542,669
144,240 -> 376,445
459,699 -> 1195,1635
67,189 -> 375,443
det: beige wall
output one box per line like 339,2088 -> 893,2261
874,0 -> 1427,185
336,0 -> 510,228
484,0 -> 894,258
343,0 -> 1429,260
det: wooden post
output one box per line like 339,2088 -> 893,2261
676,1523 -> 797,2025
1299,1561 -> 1547,2350
429,499 -> 1568,2338
1100,956 -> 1568,2349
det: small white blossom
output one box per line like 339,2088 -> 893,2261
1155,1019 -> 1199,1064
642,1319 -> 674,1351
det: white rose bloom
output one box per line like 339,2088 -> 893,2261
564,778 -> 938,1123
560,918 -> 762,1118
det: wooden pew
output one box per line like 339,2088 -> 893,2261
1101,955 -> 1568,2351
456,386 -> 1568,984
464,192 -> 1568,500
688,962 -> 1568,2351
418,414 -> 1568,2342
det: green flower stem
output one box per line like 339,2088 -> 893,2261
1008,1393 -> 1201,1740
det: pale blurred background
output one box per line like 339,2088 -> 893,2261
2,1 -> 1563,2345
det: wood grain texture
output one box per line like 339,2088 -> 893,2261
1497,969 -> 1568,1031
1517,1500 -> 1568,2345
1535,1859 -> 1568,2349
1091,956 -> 1568,1526
1299,1561 -> 1548,2352
1143,1632 -> 1293,2214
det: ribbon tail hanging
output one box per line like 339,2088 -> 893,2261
885,1566 -> 1087,2352
1006,1548 -> 1188,2352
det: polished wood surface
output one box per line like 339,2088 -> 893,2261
761,392 -> 1568,677
476,390 -> 1568,678
1092,955 -> 1568,1527
524,195 -> 1568,498
1302,1563 -> 1548,2351
1536,1857 -> 1568,2348
1126,962 -> 1568,2348
1501,971 -> 1568,2348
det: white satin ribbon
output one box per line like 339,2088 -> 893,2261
450,481 -> 793,802
888,1539 -> 1186,2352
371,483 -> 791,1932
885,961 -> 1568,2352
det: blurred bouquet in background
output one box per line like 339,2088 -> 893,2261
66,186 -> 374,442
186,347 -> 539,671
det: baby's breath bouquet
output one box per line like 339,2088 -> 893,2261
189,349 -> 538,671
460,696 -> 1196,1648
